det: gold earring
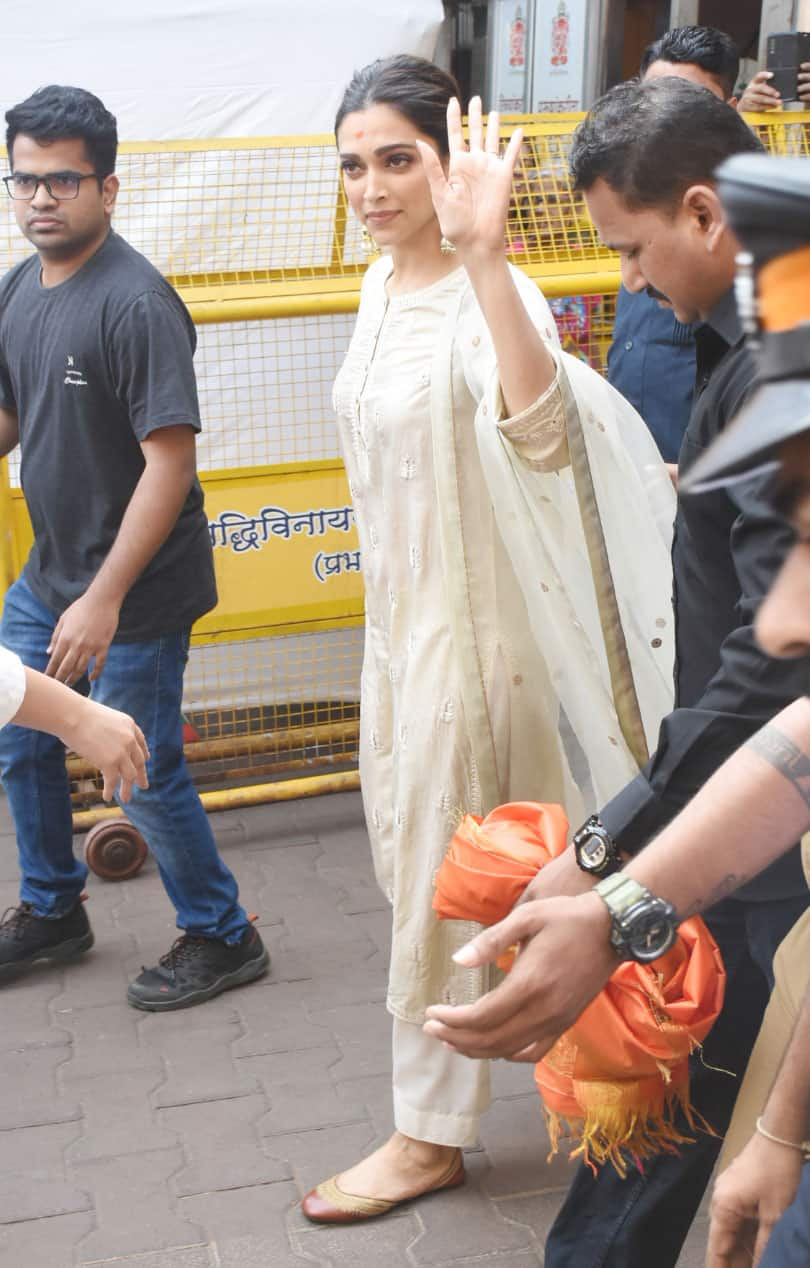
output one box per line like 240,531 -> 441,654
361,224 -> 379,255
440,235 -> 456,255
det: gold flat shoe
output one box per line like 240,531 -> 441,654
300,1150 -> 465,1224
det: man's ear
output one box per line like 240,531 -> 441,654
102,173 -> 119,216
682,183 -> 726,251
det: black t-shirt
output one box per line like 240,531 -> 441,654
0,229 -> 217,640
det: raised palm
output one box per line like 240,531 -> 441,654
417,96 -> 522,255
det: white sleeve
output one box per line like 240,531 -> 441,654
0,646 -> 26,728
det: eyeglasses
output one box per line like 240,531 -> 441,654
3,171 -> 98,200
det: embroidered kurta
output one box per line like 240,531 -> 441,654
334,257 -> 675,1023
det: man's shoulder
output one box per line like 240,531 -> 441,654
99,234 -> 181,297
0,252 -> 38,302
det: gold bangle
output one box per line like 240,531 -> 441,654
755,1116 -> 810,1160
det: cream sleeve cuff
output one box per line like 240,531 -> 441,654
0,646 -> 26,729
495,368 -> 569,471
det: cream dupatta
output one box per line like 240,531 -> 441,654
431,267 -> 676,817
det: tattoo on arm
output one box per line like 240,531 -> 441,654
747,725 -> 810,811
682,874 -> 740,919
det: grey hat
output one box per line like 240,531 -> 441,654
682,154 -> 810,494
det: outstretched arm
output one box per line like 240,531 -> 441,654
423,696 -> 810,1062
7,660 -> 150,802
417,97 -> 557,418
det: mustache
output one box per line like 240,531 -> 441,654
645,284 -> 671,303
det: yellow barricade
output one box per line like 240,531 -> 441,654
0,111 -> 807,815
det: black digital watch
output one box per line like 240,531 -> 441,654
573,814 -> 623,878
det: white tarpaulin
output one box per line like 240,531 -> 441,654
0,1 -> 443,139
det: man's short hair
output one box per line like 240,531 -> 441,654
6,86 -> 117,178
569,77 -> 763,211
640,24 -> 740,100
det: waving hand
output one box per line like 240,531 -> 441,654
416,96 -> 522,256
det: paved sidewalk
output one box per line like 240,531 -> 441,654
0,789 -> 710,1267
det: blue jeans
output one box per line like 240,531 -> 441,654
0,575 -> 248,942
760,1163 -> 810,1267
544,889 -> 810,1268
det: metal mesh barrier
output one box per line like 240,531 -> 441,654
0,112 -> 806,811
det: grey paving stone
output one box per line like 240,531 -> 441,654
0,974 -> 70,1052
345,908 -> 392,961
65,1069 -> 179,1162
232,980 -> 333,1058
317,863 -> 390,916
79,1248 -> 214,1268
71,1149 -> 203,1262
676,1216 -> 710,1267
250,1046 -> 369,1136
56,1001 -> 163,1079
159,1093 -> 291,1195
294,1211 -> 421,1264
263,1122 -> 378,1195
0,1045 -> 79,1131
139,1007 -> 261,1108
0,1121 -> 90,1223
48,945 -> 131,1010
292,791 -> 365,835
310,1001 -> 393,1082
334,1072 -> 395,1142
489,1058 -> 541,1101
408,1155 -> 536,1264
265,931 -> 387,1011
181,1182 -> 325,1267
0,1210 -> 95,1268
478,1094 -> 572,1197
493,1191 -> 574,1245
427,1251 -> 543,1267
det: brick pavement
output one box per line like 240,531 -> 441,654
0,790 -> 710,1266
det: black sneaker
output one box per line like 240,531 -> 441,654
127,924 -> 269,1011
0,899 -> 94,981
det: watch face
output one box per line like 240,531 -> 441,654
628,903 -> 677,963
580,836 -> 608,871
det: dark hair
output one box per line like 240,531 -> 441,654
640,25 -> 740,100
335,55 -> 459,156
6,85 -> 118,177
570,77 -> 763,210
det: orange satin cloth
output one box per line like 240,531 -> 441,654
433,802 -> 726,1173
759,245 -> 810,332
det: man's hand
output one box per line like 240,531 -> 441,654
514,846 -> 595,907
798,64 -> 810,103
45,591 -> 121,684
707,1134 -> 803,1267
423,891 -> 617,1061
60,697 -> 150,802
738,71 -> 781,113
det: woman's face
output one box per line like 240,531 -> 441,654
337,103 -> 443,253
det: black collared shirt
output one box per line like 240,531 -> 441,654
601,288 -> 809,900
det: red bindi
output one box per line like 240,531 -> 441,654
355,129 -> 364,138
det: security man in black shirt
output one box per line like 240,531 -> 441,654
423,76 -> 810,1268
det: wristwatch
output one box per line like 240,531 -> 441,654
573,814 -> 623,877
595,872 -> 679,963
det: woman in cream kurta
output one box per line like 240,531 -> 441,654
302,58 -> 676,1221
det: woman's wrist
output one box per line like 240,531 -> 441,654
756,1115 -> 810,1160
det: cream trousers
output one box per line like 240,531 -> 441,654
392,1015 -> 490,1148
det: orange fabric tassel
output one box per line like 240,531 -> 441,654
433,802 -> 726,1174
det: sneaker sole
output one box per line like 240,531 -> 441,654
126,946 -> 270,1012
0,930 -> 95,983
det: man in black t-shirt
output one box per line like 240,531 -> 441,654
0,85 -> 268,1009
